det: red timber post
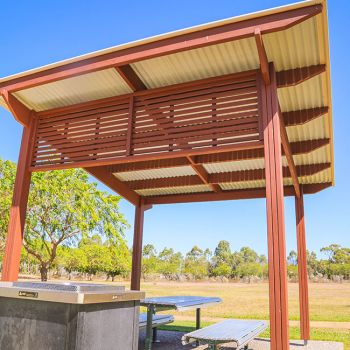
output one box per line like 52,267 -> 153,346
260,63 -> 290,350
130,199 -> 151,290
295,186 -> 310,340
2,116 -> 37,281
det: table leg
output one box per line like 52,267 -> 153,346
152,328 -> 160,343
196,308 -> 201,329
194,308 -> 201,347
145,305 -> 155,350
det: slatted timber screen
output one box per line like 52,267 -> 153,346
31,71 -> 260,170
32,97 -> 131,169
132,74 -> 260,156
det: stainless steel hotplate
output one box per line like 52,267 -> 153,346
0,281 -> 144,304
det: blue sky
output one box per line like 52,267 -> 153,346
0,1 -> 349,257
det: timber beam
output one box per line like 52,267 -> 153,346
0,4 -> 322,93
115,65 -> 147,91
276,64 -> 326,88
107,138 -> 330,174
125,163 -> 331,191
187,156 -> 221,192
0,90 -> 31,127
279,104 -> 300,197
254,28 -> 270,85
143,182 -> 331,205
85,166 -> 140,206
283,107 -> 328,126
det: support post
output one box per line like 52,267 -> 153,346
1,119 -> 36,281
295,187 -> 310,340
130,199 -> 147,291
261,64 -> 290,350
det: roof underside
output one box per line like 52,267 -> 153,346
0,0 -> 334,202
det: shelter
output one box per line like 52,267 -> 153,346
0,1 -> 333,349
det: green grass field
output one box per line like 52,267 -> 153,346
138,281 -> 350,322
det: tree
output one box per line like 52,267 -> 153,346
214,240 -> 232,265
78,237 -> 108,280
0,160 -> 129,281
157,248 -> 183,278
321,244 -> 341,263
287,250 -> 298,266
239,247 -> 259,263
184,246 -> 208,279
57,247 -> 86,280
0,160 -> 16,260
142,244 -> 158,278
104,242 -> 131,281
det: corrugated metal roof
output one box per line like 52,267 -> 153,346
264,17 -> 321,71
204,159 -> 265,174
13,69 -> 132,112
284,168 -> 331,185
220,180 -> 266,191
286,114 -> 329,142
0,96 -> 8,111
292,144 -> 331,166
131,38 -> 259,89
278,74 -> 325,112
136,184 -> 211,196
113,166 -> 196,181
0,0 -> 333,196
0,0 -> 323,85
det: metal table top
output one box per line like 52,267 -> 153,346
141,296 -> 222,310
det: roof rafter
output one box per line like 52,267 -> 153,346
126,163 -> 331,191
283,107 -> 328,126
0,90 -> 31,127
187,156 -> 221,192
115,65 -> 147,91
85,166 -> 140,206
143,182 -> 331,205
276,64 -> 326,88
0,4 -> 322,93
279,105 -> 300,197
254,28 -> 270,85
108,138 -> 330,174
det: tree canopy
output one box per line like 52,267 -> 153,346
0,159 -> 128,280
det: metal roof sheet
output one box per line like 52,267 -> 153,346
292,144 -> 330,166
131,38 -> 259,89
263,16 -> 321,71
278,74 -> 326,112
0,0 -> 323,85
0,96 -> 7,111
286,115 -> 329,142
136,184 -> 211,196
204,159 -> 265,174
113,166 -> 195,181
12,69 -> 132,112
0,0 -> 334,194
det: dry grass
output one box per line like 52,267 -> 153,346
133,281 -> 350,322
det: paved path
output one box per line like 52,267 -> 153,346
139,330 -> 344,349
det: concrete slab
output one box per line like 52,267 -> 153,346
139,330 -> 344,350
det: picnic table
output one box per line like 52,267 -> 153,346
140,296 -> 222,350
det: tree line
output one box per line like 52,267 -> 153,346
0,159 -> 349,282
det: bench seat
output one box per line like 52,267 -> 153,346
139,313 -> 174,329
182,319 -> 268,349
